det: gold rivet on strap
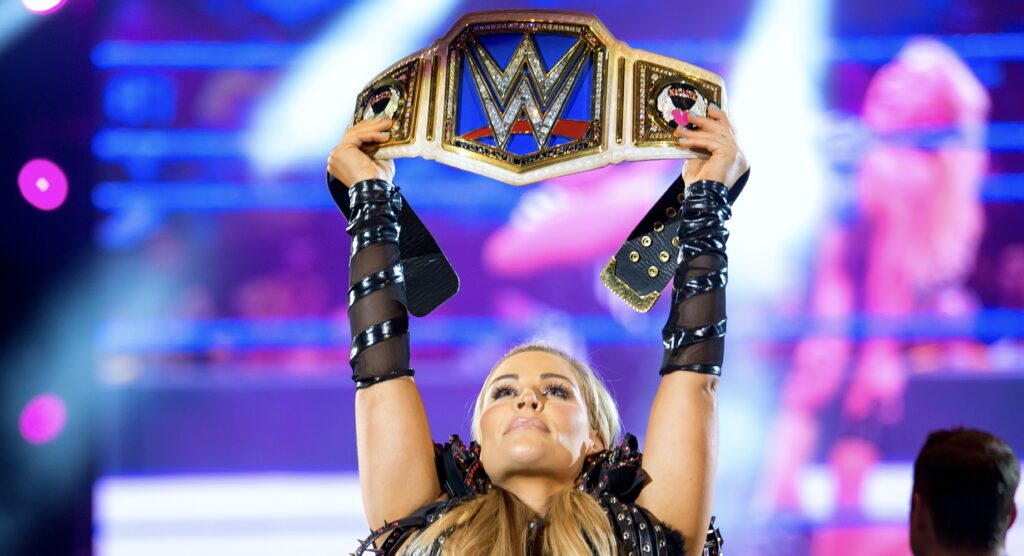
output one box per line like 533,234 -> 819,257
641,235 -> 652,247
629,251 -> 640,263
677,192 -> 685,204
648,266 -> 659,278
653,221 -> 664,233
659,251 -> 670,263
672,237 -> 681,247
666,207 -> 677,218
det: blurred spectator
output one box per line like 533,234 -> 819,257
911,427 -> 1019,556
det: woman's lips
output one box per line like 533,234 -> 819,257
506,417 -> 550,434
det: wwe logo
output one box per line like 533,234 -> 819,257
465,34 -> 589,151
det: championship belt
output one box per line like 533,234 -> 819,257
330,9 -> 733,313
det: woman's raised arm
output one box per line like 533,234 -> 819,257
637,106 -> 748,556
329,117 -> 440,530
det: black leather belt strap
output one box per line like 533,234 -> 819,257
329,173 -> 459,317
601,169 -> 749,313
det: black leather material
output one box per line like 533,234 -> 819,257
659,179 -> 734,377
608,175 -> 686,304
608,169 -> 749,308
328,172 -> 459,317
673,269 -> 728,302
726,167 -> 750,206
350,314 -> 410,361
661,363 -> 722,377
354,368 -> 415,390
662,318 -> 727,351
348,263 -> 405,306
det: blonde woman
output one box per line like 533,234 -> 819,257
328,106 -> 748,556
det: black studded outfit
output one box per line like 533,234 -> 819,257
344,178 -> 734,555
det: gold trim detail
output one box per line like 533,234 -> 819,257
599,258 -> 661,313
352,58 -> 423,147
633,60 -> 721,148
615,57 -> 625,144
347,10 -> 727,186
440,19 -> 609,174
426,52 -> 439,142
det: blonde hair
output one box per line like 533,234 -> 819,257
405,343 -> 622,555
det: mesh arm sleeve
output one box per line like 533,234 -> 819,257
660,180 -> 732,377
346,179 -> 414,389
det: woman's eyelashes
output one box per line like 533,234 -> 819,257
544,383 -> 570,399
491,384 -> 517,400
490,382 -> 572,401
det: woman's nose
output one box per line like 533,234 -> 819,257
516,389 -> 541,410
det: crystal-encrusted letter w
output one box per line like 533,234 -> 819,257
465,33 -> 588,151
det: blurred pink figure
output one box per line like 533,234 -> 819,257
483,160 -> 676,330
759,38 -> 990,514
483,161 -> 672,277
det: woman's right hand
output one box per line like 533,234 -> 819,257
327,117 -> 397,187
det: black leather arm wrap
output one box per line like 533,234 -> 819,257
345,179 -> 414,389
660,179 -> 733,377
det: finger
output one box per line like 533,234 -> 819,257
354,116 -> 393,128
341,129 -> 392,148
687,113 -> 730,136
709,107 -> 740,137
706,105 -> 730,123
678,128 -> 733,145
345,117 -> 393,137
677,135 -> 727,153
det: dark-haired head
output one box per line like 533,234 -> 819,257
911,427 -> 1019,555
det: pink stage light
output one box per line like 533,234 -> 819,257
21,0 -> 68,14
19,394 -> 67,445
18,158 -> 68,211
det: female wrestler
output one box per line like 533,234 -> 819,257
327,106 -> 748,555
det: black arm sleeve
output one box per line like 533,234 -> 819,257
660,180 -> 732,377
346,179 -> 414,388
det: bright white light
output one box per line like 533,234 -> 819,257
244,0 -> 460,176
726,0 -> 833,304
95,473 -> 367,556
798,465 -> 838,522
22,0 -> 67,15
862,463 -> 913,521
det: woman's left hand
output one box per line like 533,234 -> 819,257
674,105 -> 749,189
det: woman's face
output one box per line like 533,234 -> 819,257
478,351 -> 602,484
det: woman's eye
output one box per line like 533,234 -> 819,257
544,384 -> 570,399
491,385 -> 517,400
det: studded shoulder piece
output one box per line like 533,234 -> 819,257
434,434 -> 491,498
